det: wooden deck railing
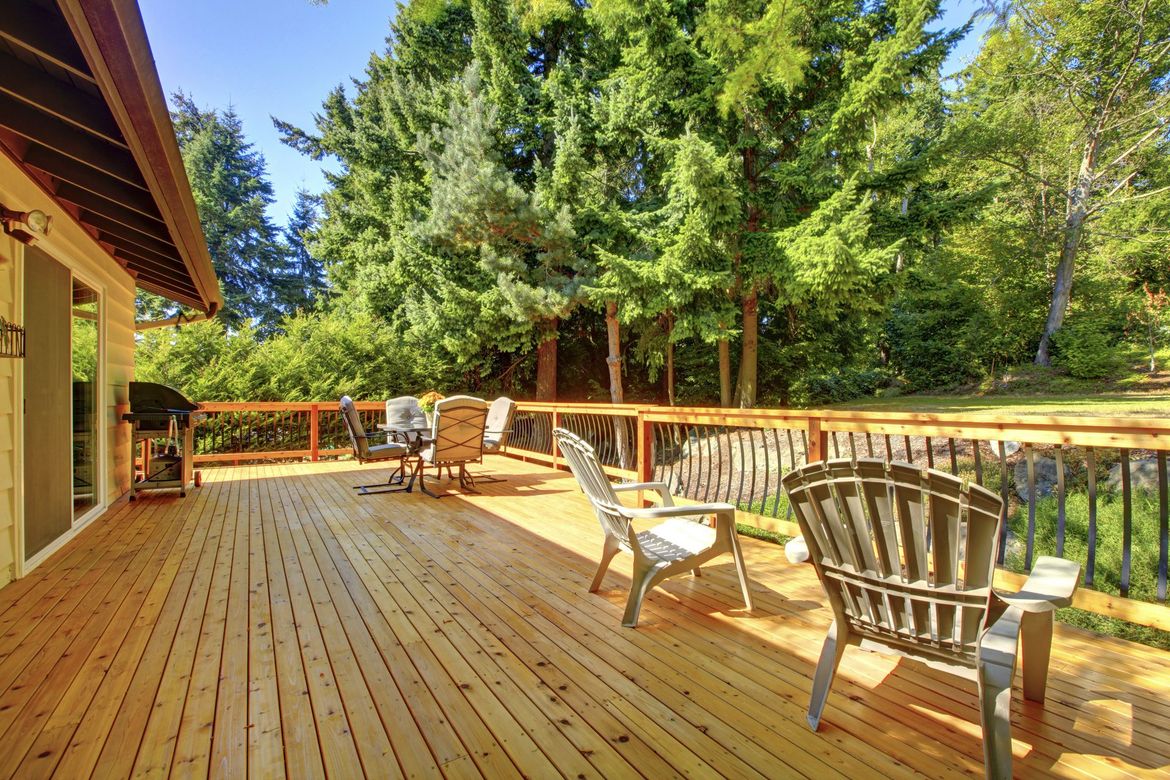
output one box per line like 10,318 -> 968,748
184,399 -> 1170,630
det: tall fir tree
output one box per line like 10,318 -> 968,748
279,189 -> 328,313
172,92 -> 289,332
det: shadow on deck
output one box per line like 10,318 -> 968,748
0,458 -> 1166,778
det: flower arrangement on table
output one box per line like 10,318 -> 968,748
417,391 -> 445,423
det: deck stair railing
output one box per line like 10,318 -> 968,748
183,400 -> 1170,631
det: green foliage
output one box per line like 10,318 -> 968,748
797,367 -> 893,406
154,0 -> 1170,409
1052,317 -> 1123,380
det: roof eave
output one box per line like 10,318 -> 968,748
56,0 -> 222,315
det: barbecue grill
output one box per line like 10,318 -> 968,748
122,382 -> 203,500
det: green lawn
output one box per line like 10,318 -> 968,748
829,392 -> 1170,418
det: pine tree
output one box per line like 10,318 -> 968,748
172,92 -> 288,332
279,189 -> 327,313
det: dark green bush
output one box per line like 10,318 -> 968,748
885,276 -> 984,390
798,367 -> 893,405
1051,318 -> 1123,379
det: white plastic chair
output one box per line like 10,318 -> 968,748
554,427 -> 753,627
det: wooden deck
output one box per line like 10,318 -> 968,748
0,459 -> 1167,779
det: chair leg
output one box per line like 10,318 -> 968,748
1020,610 -> 1054,703
590,536 -> 621,593
977,658 -> 1016,780
729,531 -> 753,611
622,562 -> 666,628
807,620 -> 846,731
353,460 -> 412,495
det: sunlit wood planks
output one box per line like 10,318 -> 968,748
0,458 -> 1164,777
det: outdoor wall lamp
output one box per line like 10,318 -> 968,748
1,205 -> 52,246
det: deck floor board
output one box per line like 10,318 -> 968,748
0,458 -> 1165,778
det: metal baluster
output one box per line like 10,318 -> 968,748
1121,448 -> 1133,598
997,440 -> 1009,565
925,437 -> 934,469
735,428 -> 747,505
747,428 -> 758,511
760,428 -> 770,515
865,432 -> 875,457
831,432 -> 841,458
904,435 -> 913,463
773,429 -> 786,518
884,434 -> 893,461
1086,448 -> 1097,588
703,426 -> 714,503
948,438 -> 958,475
716,427 -> 727,502
848,432 -> 857,460
973,440 -> 984,485
1025,444 -> 1036,570
1159,451 -> 1168,602
1055,446 -> 1066,558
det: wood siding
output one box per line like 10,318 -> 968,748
1,151 -> 138,578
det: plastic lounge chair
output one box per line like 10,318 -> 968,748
553,427 -> 753,628
339,396 -> 412,494
475,396 -> 516,484
782,458 -> 1081,780
411,395 -> 488,498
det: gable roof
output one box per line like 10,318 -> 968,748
0,0 -> 221,313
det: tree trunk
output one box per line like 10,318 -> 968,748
734,290 -> 758,408
604,301 -> 623,404
718,337 -> 732,407
535,318 -> 558,400
664,312 -> 675,406
1036,135 -> 1098,365
604,301 -> 630,468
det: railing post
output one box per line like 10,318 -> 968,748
808,416 -> 829,463
637,410 -> 653,506
310,403 -> 320,462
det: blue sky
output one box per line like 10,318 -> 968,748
139,0 -> 990,227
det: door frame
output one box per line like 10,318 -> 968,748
15,243 -> 109,576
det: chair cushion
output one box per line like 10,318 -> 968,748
483,435 -> 502,453
367,441 -> 410,460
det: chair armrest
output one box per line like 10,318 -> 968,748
612,481 -> 674,507
995,555 -> 1081,613
623,502 -> 734,522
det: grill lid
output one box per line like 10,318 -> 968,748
127,381 -> 200,415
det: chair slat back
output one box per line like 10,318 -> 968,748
783,458 -> 1004,662
553,428 -> 629,542
430,396 -> 487,464
339,396 -> 370,460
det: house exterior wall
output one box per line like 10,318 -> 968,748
0,152 -> 137,582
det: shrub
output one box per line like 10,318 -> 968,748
1052,318 -> 1122,379
798,367 -> 892,405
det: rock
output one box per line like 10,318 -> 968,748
1105,459 -> 1164,493
1013,456 -> 1070,500
785,537 -> 810,564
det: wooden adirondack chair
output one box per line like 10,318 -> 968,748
554,428 -> 753,628
782,458 -> 1081,779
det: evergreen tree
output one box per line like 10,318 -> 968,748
279,189 -> 328,313
172,92 -> 289,332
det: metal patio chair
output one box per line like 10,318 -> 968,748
474,396 -> 516,484
411,395 -> 488,498
339,396 -> 412,495
553,427 -> 753,628
782,458 -> 1081,779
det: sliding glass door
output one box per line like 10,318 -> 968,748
22,247 -> 103,564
